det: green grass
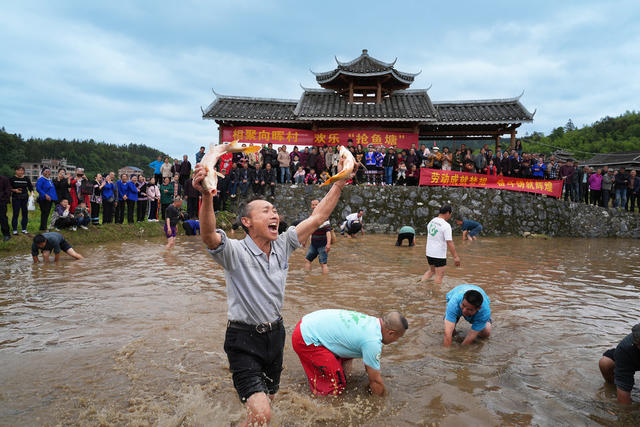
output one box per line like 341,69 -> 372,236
0,206 -> 237,256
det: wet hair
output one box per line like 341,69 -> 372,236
34,234 -> 46,245
383,311 -> 409,332
464,290 -> 484,308
439,204 -> 452,214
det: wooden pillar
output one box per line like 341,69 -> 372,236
510,129 -> 516,151
349,81 -> 354,103
495,135 -> 501,152
376,81 -> 382,104
218,125 -> 223,144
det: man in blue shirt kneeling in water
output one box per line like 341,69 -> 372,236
444,284 -> 491,346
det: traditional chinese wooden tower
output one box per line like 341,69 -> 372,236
203,49 -> 534,149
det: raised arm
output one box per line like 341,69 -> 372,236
295,180 -> 346,245
192,163 -> 222,250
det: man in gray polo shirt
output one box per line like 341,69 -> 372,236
192,158 -> 350,426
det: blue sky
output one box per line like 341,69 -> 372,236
1,1 -> 638,158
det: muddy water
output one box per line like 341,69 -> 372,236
1,234 -> 639,426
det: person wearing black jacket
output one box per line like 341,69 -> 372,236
9,166 -> 33,234
251,164 -> 266,195
382,148 -> 398,185
53,168 -> 71,205
0,174 -> 11,241
614,167 -> 629,209
179,155 -> 192,190
184,175 -> 200,219
263,163 -> 277,197
500,152 -> 511,176
237,163 -> 250,196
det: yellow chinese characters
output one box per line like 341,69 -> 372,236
430,172 -> 440,184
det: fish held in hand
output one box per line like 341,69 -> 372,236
200,141 -> 260,193
319,145 -> 356,187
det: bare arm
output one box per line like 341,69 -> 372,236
54,252 -> 60,263
446,240 -> 460,266
32,256 -> 39,263
365,365 -> 385,396
444,319 -> 456,347
42,251 -> 50,263
461,329 -> 480,345
617,388 -> 632,405
325,230 -> 331,253
192,164 -> 222,250
296,180 -> 346,244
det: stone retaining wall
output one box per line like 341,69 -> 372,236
225,185 -> 640,238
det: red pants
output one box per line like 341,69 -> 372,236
292,321 -> 349,395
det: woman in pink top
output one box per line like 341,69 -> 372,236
588,168 -> 603,206
146,177 -> 161,221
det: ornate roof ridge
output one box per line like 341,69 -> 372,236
335,49 -> 397,69
210,90 -> 298,103
434,90 -> 525,105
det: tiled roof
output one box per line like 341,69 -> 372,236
312,49 -> 419,85
433,97 -> 534,125
202,94 -> 299,122
293,89 -> 437,121
203,91 -> 534,125
583,151 -> 640,167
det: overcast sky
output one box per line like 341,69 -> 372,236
1,1 -> 638,158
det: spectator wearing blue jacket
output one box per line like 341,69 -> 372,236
115,174 -> 130,224
36,168 -> 58,231
125,175 -> 139,224
149,155 -> 163,186
531,157 -> 547,179
101,175 -> 116,224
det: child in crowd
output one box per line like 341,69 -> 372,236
305,168 -> 318,185
319,170 -> 330,184
293,166 -> 306,185
396,162 -> 407,186
74,201 -> 91,230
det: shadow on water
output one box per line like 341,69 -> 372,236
0,234 -> 639,425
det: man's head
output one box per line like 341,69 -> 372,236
266,163 -> 272,170
357,209 -> 364,218
60,198 -> 69,208
439,204 -> 452,220
631,170 -> 637,178
239,199 -> 279,241
14,166 -> 25,177
461,290 -> 484,317
157,155 -> 162,161
310,199 -> 319,211
620,167 -> 626,174
79,201 -> 86,208
33,234 -> 48,249
183,155 -> 188,161
173,196 -> 183,207
381,311 -> 409,344
76,168 -> 85,178
199,146 -> 205,153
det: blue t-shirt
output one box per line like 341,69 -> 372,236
461,220 -> 481,231
300,309 -> 383,370
184,219 -> 200,232
149,160 -> 163,174
445,285 -> 491,331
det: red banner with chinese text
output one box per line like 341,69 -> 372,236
419,168 -> 563,198
221,126 -> 418,149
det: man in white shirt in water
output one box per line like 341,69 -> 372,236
420,204 -> 460,284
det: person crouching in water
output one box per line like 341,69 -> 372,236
292,309 -> 408,396
164,196 -> 184,249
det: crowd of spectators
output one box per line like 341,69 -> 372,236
1,141 -> 638,242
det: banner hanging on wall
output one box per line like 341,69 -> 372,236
221,126 -> 418,149
419,168 -> 563,198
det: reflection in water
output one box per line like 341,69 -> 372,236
0,235 -> 639,425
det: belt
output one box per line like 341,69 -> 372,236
227,317 -> 283,334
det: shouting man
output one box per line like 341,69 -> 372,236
191,157 -> 349,426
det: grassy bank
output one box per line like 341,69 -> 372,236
0,207 -> 237,256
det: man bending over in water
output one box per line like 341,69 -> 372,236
443,284 -> 491,346
599,323 -> 640,404
292,309 -> 408,396
32,232 -> 83,263
192,156 -> 350,426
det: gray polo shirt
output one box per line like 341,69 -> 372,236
208,227 -> 301,324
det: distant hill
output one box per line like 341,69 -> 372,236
0,128 -> 167,177
522,111 -> 640,159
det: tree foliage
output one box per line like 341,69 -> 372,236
522,111 -> 640,159
0,128 -> 167,178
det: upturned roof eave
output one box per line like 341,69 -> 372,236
315,69 -> 415,85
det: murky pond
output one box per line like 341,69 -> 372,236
1,233 -> 639,425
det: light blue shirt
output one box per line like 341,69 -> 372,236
300,309 -> 383,370
445,285 -> 491,331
